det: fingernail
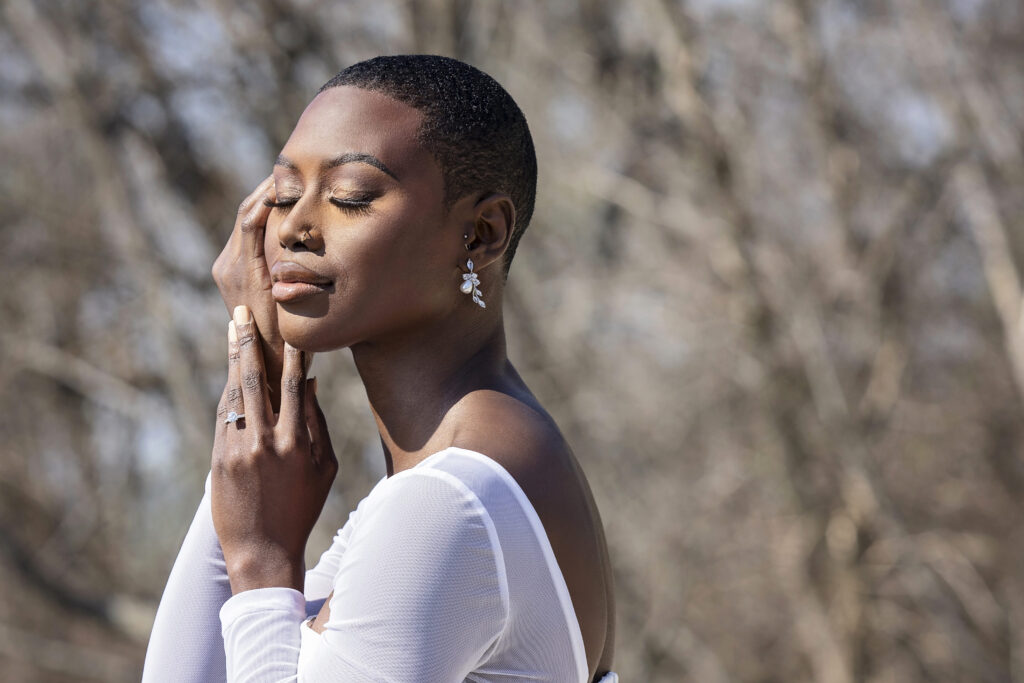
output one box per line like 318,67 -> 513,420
228,320 -> 237,343
310,377 -> 318,395
233,305 -> 251,326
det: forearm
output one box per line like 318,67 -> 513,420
142,472 -> 231,683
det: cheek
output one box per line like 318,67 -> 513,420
273,199 -> 452,350
334,220 -> 449,318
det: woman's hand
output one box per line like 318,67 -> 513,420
212,176 -> 294,413
212,304 -> 338,594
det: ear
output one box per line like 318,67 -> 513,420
464,193 -> 515,273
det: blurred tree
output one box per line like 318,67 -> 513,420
0,0 -> 1022,680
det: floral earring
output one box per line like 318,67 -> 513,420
460,258 -> 485,308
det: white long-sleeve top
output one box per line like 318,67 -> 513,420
143,447 -> 616,682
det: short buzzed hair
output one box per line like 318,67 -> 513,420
319,55 -> 537,277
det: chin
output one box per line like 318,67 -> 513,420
278,311 -> 351,354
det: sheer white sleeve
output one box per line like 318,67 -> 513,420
142,473 -> 231,682
218,468 -> 508,682
301,477 -> 382,602
141,474 -> 359,683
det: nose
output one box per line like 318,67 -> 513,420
276,202 -> 323,252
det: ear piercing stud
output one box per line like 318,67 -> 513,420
460,259 -> 485,308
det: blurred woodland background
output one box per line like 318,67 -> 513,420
1,0 -> 1023,680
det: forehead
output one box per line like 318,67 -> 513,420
281,85 -> 434,180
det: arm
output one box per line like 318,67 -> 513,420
141,473 -> 230,683
141,476 -> 362,683
219,470 -> 508,682
143,177 -> 308,682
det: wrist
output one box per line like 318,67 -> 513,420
226,552 -> 304,595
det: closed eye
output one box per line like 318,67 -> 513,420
330,197 -> 374,215
263,197 -> 298,210
262,196 -> 374,215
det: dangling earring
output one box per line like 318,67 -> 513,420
459,259 -> 485,308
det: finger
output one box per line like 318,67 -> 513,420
214,321 -> 241,426
225,320 -> 244,427
304,378 -> 337,470
228,175 -> 273,247
233,304 -> 273,429
236,174 -> 274,223
239,175 -> 275,262
213,321 -> 243,472
278,341 -> 307,436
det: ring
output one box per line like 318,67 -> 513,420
224,411 -> 245,424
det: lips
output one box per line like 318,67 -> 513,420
270,260 -> 333,303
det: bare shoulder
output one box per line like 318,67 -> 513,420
448,389 -> 575,490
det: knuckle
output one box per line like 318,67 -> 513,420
242,369 -> 264,391
242,370 -> 266,393
216,448 -> 246,475
245,434 -> 270,459
236,326 -> 257,347
226,453 -> 250,475
212,457 -> 229,476
227,387 -> 244,405
276,434 -> 299,454
282,375 -> 303,397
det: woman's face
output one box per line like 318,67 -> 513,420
265,86 -> 457,352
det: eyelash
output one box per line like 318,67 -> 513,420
263,197 -> 373,215
330,197 -> 373,215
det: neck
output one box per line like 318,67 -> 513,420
350,305 -> 508,475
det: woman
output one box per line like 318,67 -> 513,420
142,55 -> 616,683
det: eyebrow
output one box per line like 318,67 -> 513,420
275,153 -> 399,181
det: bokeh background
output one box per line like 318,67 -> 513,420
2,0 -> 1023,680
